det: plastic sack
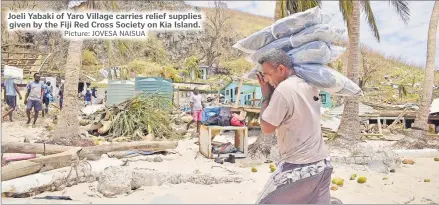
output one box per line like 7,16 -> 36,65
294,64 -> 362,96
249,37 -> 294,63
320,9 -> 335,24
202,107 -> 221,123
328,44 -> 346,62
289,24 -> 346,48
232,26 -> 277,54
271,7 -> 322,39
287,41 -> 331,64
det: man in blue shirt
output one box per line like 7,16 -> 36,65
2,77 -> 23,122
85,88 -> 92,106
42,81 -> 53,117
24,73 -> 46,127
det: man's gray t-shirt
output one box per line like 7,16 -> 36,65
262,76 -> 329,164
190,93 -> 203,111
4,78 -> 17,96
26,81 -> 45,101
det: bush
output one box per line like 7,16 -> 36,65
126,59 -> 162,76
222,58 -> 253,75
82,50 -> 99,66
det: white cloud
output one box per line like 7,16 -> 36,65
185,1 -> 438,68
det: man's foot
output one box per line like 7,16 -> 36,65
26,119 -> 31,124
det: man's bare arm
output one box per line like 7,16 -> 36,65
260,99 -> 277,134
14,83 -> 22,99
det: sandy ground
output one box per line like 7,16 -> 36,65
2,120 -> 439,204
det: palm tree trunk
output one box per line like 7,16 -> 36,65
411,1 -> 439,138
51,2 -> 92,147
274,0 -> 283,20
337,0 -> 361,141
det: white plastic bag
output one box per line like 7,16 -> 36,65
287,41 -> 332,64
328,44 -> 346,62
294,64 -> 362,96
289,24 -> 346,48
249,37 -> 293,63
271,7 -> 322,39
320,9 -> 335,24
232,26 -> 277,54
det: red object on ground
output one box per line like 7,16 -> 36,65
3,154 -> 37,163
230,116 -> 245,126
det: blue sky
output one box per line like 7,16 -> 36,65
185,1 -> 439,68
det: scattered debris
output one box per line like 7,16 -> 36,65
33,196 -> 73,200
402,159 -> 415,165
383,177 -> 388,180
434,157 -> 439,161
424,179 -> 431,183
350,174 -> 357,180
330,185 -> 338,191
332,177 -> 344,187
97,166 -> 133,197
251,167 -> 258,172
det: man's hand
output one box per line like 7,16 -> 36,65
24,100 -> 28,105
257,72 -> 274,97
19,95 -> 23,100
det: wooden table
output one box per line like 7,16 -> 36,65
199,125 -> 248,159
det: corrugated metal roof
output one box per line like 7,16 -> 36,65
106,80 -> 135,106
330,102 -> 377,116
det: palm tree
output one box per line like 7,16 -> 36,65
52,1 -> 92,146
336,0 -> 361,142
410,1 -> 439,140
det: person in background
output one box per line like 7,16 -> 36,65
84,88 -> 92,106
42,81 -> 53,117
2,77 -> 23,122
59,83 -> 64,110
255,49 -> 331,204
186,88 -> 204,137
24,72 -> 46,127
91,87 -> 97,105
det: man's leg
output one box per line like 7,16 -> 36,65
26,100 -> 33,124
186,120 -> 194,130
32,100 -> 43,126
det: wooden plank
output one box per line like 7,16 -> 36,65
1,161 -> 43,181
77,141 -> 178,160
2,142 -> 77,155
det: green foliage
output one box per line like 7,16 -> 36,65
160,66 -> 183,82
184,56 -> 200,81
222,58 -> 253,75
143,37 -> 169,63
82,50 -> 99,66
126,59 -> 162,76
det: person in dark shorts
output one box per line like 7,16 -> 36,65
255,49 -> 332,204
2,77 -> 23,122
42,81 -> 53,117
24,73 -> 46,127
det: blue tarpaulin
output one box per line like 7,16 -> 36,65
202,107 -> 221,123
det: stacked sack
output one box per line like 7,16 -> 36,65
233,7 -> 362,96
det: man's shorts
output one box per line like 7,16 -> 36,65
26,99 -> 43,112
192,110 -> 202,122
5,95 -> 17,108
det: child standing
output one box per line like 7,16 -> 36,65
85,89 -> 92,106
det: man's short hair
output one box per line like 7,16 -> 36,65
34,72 -> 40,77
258,48 -> 293,70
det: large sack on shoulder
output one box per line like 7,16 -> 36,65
289,24 -> 346,48
271,6 -> 322,39
232,26 -> 276,54
249,37 -> 294,63
294,64 -> 362,96
287,41 -> 331,64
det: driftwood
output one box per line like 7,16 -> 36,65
2,161 -> 44,181
78,141 -> 178,160
1,142 -> 78,155
1,141 -> 178,180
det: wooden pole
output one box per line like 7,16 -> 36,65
235,80 -> 243,108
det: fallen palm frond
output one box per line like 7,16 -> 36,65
109,94 -> 180,140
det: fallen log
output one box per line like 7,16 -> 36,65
1,142 -> 78,155
2,161 -> 44,181
78,141 -> 178,160
1,148 -> 81,181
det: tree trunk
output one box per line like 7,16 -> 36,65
336,0 -> 361,142
52,40 -> 87,146
411,1 -> 439,139
274,1 -> 283,20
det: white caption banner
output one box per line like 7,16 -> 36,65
6,10 -> 205,40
